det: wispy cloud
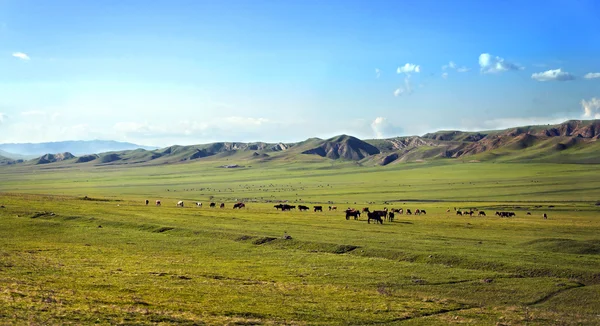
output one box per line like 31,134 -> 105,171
394,75 -> 413,96
582,98 -> 600,119
397,63 -> 420,74
375,68 -> 381,78
584,72 -> 600,79
442,61 -> 469,77
12,52 -> 30,60
478,53 -> 522,73
531,69 -> 575,82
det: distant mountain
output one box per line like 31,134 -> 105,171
2,119 -> 600,167
0,149 -> 36,160
301,135 -> 380,160
0,140 -> 157,156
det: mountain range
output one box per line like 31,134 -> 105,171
1,120 -> 599,167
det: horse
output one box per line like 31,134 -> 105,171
345,209 -> 360,220
367,212 -> 383,224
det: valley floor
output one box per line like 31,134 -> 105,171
0,160 -> 599,324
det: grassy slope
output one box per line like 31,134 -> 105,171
1,160 -> 600,324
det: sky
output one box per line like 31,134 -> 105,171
1,0 -> 600,146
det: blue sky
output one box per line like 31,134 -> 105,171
1,0 -> 600,146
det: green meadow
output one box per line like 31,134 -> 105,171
1,159 -> 599,325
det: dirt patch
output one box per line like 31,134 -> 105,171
333,245 -> 359,254
153,227 -> 175,233
252,237 -> 277,245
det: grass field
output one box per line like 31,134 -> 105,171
1,159 -> 600,325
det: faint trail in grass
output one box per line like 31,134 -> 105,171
527,282 -> 585,306
361,305 -> 477,325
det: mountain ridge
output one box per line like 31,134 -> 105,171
2,119 -> 599,167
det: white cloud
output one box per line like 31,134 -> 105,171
531,69 -> 575,82
584,72 -> 600,79
12,52 -> 30,60
442,61 -> 469,76
582,98 -> 600,119
375,68 -> 381,78
371,117 -> 403,138
456,67 -> 470,73
397,63 -> 421,74
478,53 -> 522,73
394,75 -> 413,96
20,110 -> 46,117
441,72 -> 448,79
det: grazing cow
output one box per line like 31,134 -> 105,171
274,204 -> 284,210
397,208 -> 403,214
298,205 -> 309,211
233,202 -> 245,209
415,209 -> 421,215
478,211 -> 486,216
345,209 -> 360,220
362,207 -> 370,213
367,212 -> 383,224
388,212 -> 395,222
421,210 -> 427,215
456,211 -> 463,216
543,213 -> 548,219
196,202 -> 202,207
314,206 -> 323,212
220,203 -> 225,208
329,206 -> 337,211
210,202 -> 216,208
527,212 -> 531,215
156,200 -> 161,206
177,201 -> 184,207
406,209 -> 412,215
145,199 -> 149,206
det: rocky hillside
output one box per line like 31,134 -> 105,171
2,119 -> 599,167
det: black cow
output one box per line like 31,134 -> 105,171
388,212 -> 395,222
367,212 -> 383,224
298,205 -> 309,211
145,199 -> 149,206
210,202 -> 216,208
543,213 -> 548,219
478,211 -> 486,216
456,211 -> 463,216
274,204 -> 283,210
233,202 -> 245,209
313,206 -> 323,212
220,203 -> 225,208
406,209 -> 412,215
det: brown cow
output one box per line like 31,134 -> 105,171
220,203 -> 225,208
155,200 -> 161,206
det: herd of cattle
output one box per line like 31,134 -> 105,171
144,200 -> 548,222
